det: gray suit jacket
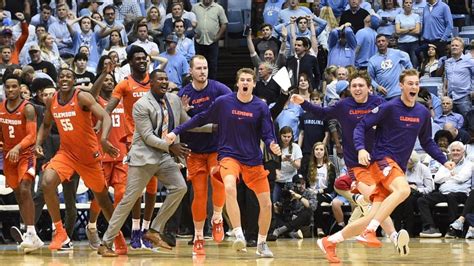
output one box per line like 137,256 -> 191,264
128,91 -> 212,166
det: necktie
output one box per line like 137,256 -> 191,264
160,98 -> 169,139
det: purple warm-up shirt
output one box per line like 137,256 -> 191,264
173,93 -> 277,166
301,95 -> 385,168
178,80 -> 232,153
354,98 -> 447,172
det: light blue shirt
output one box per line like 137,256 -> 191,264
278,6 -> 313,24
49,19 -> 75,56
158,51 -> 189,88
328,27 -> 357,67
395,12 -> 420,43
355,27 -> 377,67
321,0 -> 348,18
445,55 -> 474,100
263,0 -> 286,26
422,0 -> 453,41
272,102 -> 304,142
434,111 -> 465,129
368,48 -> 413,98
176,36 -> 195,62
72,30 -> 101,69
377,8 -> 402,36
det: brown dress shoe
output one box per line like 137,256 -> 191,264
143,230 -> 173,250
98,244 -> 118,257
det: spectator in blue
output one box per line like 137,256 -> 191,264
411,0 -> 427,19
162,2 -> 195,40
49,3 -> 75,60
78,0 -> 103,17
444,37 -> 474,117
175,19 -> 195,62
273,97 -> 304,143
434,96 -> 465,129
339,0 -> 370,33
292,15 -> 328,41
31,4 -> 58,28
327,22 -> 356,67
95,5 -> 128,53
264,0 -> 286,27
278,0 -> 313,24
321,0 -> 348,19
396,0 -> 421,68
355,15 -> 379,69
368,34 -> 413,100
159,33 -> 190,88
421,0 -> 453,57
377,0 -> 401,37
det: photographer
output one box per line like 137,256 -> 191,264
272,175 -> 317,239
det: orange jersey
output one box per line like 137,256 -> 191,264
97,96 -> 127,162
0,100 -> 35,154
111,74 -> 150,139
50,90 -> 101,164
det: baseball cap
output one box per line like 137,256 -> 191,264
370,15 -> 381,30
0,28 -> 13,36
29,44 -> 41,52
165,33 -> 178,43
336,80 -> 349,95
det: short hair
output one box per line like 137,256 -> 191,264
150,69 -> 167,79
56,3 -> 68,10
126,45 -> 148,61
236,68 -> 256,83
376,34 -> 387,41
103,5 -> 115,14
30,78 -> 55,93
40,4 -> 52,12
189,55 -> 207,68
295,37 -> 311,49
448,141 -> 465,152
451,37 -> 465,48
137,23 -> 148,31
260,23 -> 273,31
58,68 -> 76,79
349,70 -> 371,88
73,52 -> 88,62
296,16 -> 309,25
258,61 -> 273,71
310,91 -> 323,100
0,45 -> 11,52
399,69 -> 419,83
2,74 -> 21,85
79,16 -> 92,25
173,19 -> 185,28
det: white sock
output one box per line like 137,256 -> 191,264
233,227 -> 244,239
212,210 -> 223,223
88,222 -> 97,230
389,231 -> 398,244
132,219 -> 141,231
338,222 -> 345,227
327,231 -> 344,243
367,219 -> 380,232
26,225 -> 36,235
257,234 -> 267,245
195,229 -> 204,240
142,220 -> 150,230
51,223 -> 56,231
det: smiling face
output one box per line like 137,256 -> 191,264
399,73 -> 420,106
299,75 -> 309,90
57,69 -> 76,93
4,78 -> 21,101
450,144 -> 465,163
349,77 -> 370,103
261,26 -> 272,39
130,52 -> 148,74
313,144 -> 325,160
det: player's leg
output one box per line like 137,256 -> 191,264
188,153 -> 208,255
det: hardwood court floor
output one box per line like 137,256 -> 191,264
0,238 -> 473,265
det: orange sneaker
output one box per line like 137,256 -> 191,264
114,232 -> 128,255
212,220 -> 224,243
356,229 -> 382,248
317,237 -> 340,263
49,229 -> 69,250
192,239 -> 205,255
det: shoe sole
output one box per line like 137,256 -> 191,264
10,226 -> 23,244
419,233 -> 442,238
317,239 -> 341,263
233,239 -> 246,251
396,230 -> 410,256
256,250 -> 274,258
49,237 -> 71,250
356,235 -> 382,248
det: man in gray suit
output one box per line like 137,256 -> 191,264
98,69 -> 212,256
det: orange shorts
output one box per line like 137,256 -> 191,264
103,161 -> 128,187
215,157 -> 270,194
187,152 -> 218,181
3,153 -> 35,189
349,166 -> 376,186
45,151 -> 106,193
368,157 -> 405,202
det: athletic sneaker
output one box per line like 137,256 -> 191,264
114,232 -> 128,255
465,227 -> 474,239
59,240 -> 74,251
450,220 -> 463,231
395,229 -> 410,256
445,228 -> 457,238
98,244 -> 118,257
192,239 -> 205,255
212,220 -> 225,243
21,232 -> 44,253
317,237 -> 340,263
49,230 -> 69,250
141,230 -> 153,249
10,226 -> 23,244
130,229 -> 142,249
289,229 -> 304,239
420,227 -> 442,238
356,229 -> 382,248
232,235 -> 247,252
86,226 -> 100,249
256,242 -> 274,258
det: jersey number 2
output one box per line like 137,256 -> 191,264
8,125 -> 14,138
60,119 -> 74,131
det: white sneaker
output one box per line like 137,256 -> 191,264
289,229 -> 304,239
466,227 -> 474,239
395,229 -> 410,256
21,232 -> 44,254
86,226 -> 100,250
232,235 -> 247,252
256,242 -> 274,258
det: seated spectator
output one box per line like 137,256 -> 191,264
322,65 -> 338,106
327,23 -> 356,67
254,62 -> 281,105
20,65 -> 55,87
174,19 -> 195,62
31,4 -> 58,28
419,141 -> 472,237
274,126 -> 303,202
419,43 -> 439,77
392,151 -> 434,236
146,6 -> 164,45
272,174 -> 317,239
38,33 -> 64,70
159,33 -> 189,88
27,44 -> 57,82
434,96 -> 464,129
72,53 -> 95,90
444,122 -> 470,145
49,3 -> 75,60
307,142 -> 336,237
422,129 -> 453,174
162,2 -> 194,40
449,186 -> 474,238
101,30 -> 127,64
131,23 -> 160,55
